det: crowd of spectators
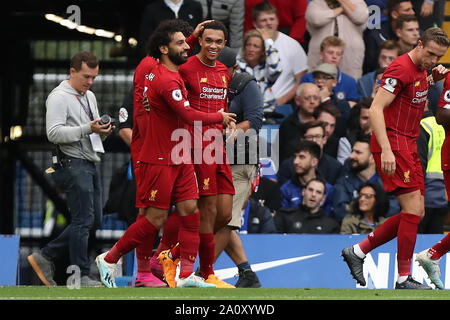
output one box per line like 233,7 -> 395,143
135,0 -> 447,236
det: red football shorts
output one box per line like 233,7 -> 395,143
194,162 -> 235,196
135,162 -> 199,209
373,150 -> 424,196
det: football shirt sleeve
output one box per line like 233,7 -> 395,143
162,78 -> 224,125
380,61 -> 406,95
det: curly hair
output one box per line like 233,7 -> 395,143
348,181 -> 389,221
146,19 -> 193,59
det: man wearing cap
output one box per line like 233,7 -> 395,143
313,63 -> 351,139
301,36 -> 359,107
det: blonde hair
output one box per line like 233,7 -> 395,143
320,36 -> 346,52
241,29 -> 266,63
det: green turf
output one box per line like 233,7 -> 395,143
1,286 -> 450,300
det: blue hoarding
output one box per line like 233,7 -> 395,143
213,234 -> 448,289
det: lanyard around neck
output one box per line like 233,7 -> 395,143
76,95 -> 94,121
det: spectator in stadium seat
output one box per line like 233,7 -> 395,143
333,134 -> 401,223
28,51 -> 113,287
279,138 -> 335,216
278,120 -> 343,186
301,36 -> 359,107
312,63 -> 351,138
251,1 -> 308,107
340,181 -> 389,234
313,103 -> 341,158
305,0 -> 369,79
357,40 -> 400,100
236,28 -> 282,114
244,0 -> 309,48
395,14 -> 420,55
337,98 -> 373,164
275,177 -> 340,233
363,0 -> 415,74
278,82 -> 321,163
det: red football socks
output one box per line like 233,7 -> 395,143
153,210 -> 181,258
105,215 -> 158,264
396,213 -> 420,276
357,212 -> 420,277
429,233 -> 450,260
199,232 -> 215,279
135,214 -> 156,273
178,212 -> 200,279
358,212 -> 402,254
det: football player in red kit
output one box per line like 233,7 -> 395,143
181,21 -> 236,288
130,20 -> 213,288
157,21 -> 236,288
342,27 -> 449,289
95,19 -> 235,288
416,71 -> 450,290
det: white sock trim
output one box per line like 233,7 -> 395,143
353,244 -> 366,259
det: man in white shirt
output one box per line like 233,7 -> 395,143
251,1 -> 308,106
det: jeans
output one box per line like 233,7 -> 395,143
42,157 -> 102,276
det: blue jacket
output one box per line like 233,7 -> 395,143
332,169 -> 400,223
280,172 -> 335,217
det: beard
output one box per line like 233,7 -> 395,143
349,159 -> 369,173
168,48 -> 188,66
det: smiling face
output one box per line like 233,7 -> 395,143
167,31 -> 190,65
358,186 -> 376,213
198,28 -> 226,65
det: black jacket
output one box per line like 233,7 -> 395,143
274,204 -> 340,234
139,0 -> 203,57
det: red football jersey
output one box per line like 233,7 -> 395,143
179,55 -> 230,149
138,63 -> 223,165
438,73 -> 450,171
371,53 -> 428,153
131,56 -> 158,164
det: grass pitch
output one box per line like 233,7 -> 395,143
1,286 -> 450,300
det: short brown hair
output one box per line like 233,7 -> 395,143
320,36 -> 345,52
313,103 -> 341,120
252,0 -> 277,22
379,39 -> 401,53
420,27 -> 450,47
395,14 -> 418,30
70,51 -> 98,71
303,120 -> 327,136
